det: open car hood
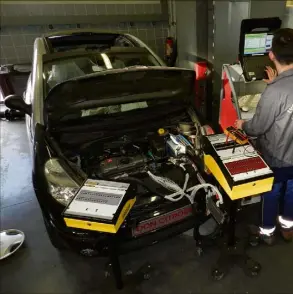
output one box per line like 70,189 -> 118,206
45,67 -> 195,122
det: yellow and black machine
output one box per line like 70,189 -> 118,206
202,128 -> 274,201
201,126 -> 274,280
63,179 -> 136,233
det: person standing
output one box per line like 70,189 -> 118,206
235,28 -> 293,244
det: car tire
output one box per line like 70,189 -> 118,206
43,216 -> 68,250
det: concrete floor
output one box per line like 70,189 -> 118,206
1,120 -> 293,294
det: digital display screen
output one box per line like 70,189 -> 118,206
244,33 -> 273,55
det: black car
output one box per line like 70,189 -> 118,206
5,31 -> 213,256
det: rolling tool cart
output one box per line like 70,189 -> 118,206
204,58 -> 276,279
203,132 -> 274,280
63,179 -> 137,289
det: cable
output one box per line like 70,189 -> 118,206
147,171 -> 185,193
147,167 -> 224,206
112,176 -> 166,198
147,170 -> 189,202
243,144 -> 254,152
187,183 -> 224,206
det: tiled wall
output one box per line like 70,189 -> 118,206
0,2 -> 169,65
0,2 -> 162,17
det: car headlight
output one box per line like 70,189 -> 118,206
44,158 -> 80,206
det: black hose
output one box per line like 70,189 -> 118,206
119,176 -> 166,198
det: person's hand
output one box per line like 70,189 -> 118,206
235,119 -> 245,130
263,66 -> 277,83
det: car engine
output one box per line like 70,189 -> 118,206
69,119 -> 208,201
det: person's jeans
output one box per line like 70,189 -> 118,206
262,179 -> 293,230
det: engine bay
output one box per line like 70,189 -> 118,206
67,113 -> 208,201
56,106 -> 224,232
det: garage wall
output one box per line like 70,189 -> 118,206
283,6 -> 293,27
0,1 -> 169,65
175,0 -> 210,69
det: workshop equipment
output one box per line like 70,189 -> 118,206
203,133 -> 274,200
202,131 -> 274,280
239,18 -> 281,82
63,179 -> 136,233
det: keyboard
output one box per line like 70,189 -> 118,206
243,56 -> 274,81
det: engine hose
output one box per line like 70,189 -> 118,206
147,171 -> 183,192
147,165 -> 224,205
147,170 -> 189,202
187,183 -> 224,205
120,176 -> 166,198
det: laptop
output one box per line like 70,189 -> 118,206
238,17 -> 282,82
241,32 -> 274,81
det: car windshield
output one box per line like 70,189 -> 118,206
43,49 -> 161,92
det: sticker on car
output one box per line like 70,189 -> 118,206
132,205 -> 193,237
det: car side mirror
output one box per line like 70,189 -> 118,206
4,94 -> 32,116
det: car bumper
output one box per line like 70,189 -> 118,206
46,212 -> 197,255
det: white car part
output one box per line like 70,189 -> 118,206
0,230 -> 25,260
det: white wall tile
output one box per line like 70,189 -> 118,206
0,2 -> 168,65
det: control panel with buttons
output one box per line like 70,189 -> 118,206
203,133 -> 274,199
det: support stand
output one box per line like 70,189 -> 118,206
108,235 -> 123,290
211,199 -> 261,280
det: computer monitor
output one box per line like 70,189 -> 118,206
244,32 -> 273,55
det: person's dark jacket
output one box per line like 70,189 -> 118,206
243,69 -> 293,168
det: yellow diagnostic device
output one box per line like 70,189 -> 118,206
203,134 -> 274,200
63,179 -> 136,233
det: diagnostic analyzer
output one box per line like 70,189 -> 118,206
203,133 -> 274,200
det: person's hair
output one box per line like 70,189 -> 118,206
272,28 -> 293,65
